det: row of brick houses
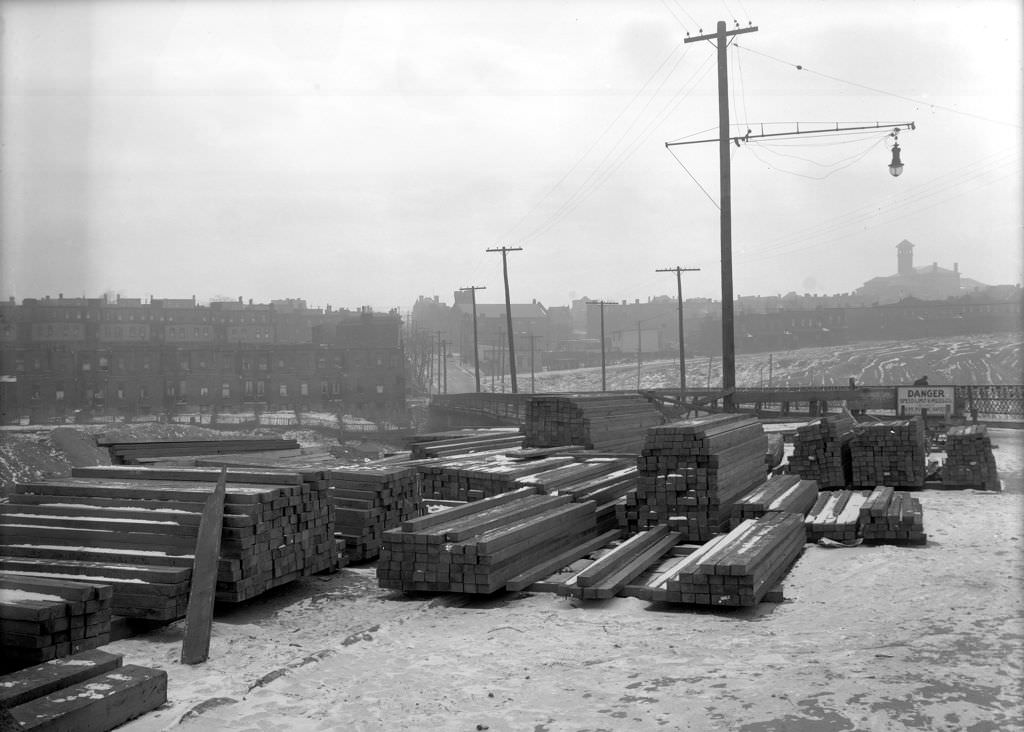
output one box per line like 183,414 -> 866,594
0,295 -> 406,425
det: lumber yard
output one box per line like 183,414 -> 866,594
0,396 -> 1011,730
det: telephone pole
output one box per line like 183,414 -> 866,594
523,332 -> 542,393
587,300 -> 616,391
459,285 -> 486,393
486,246 -> 522,393
673,23 -> 913,411
682,21 -> 757,410
657,266 -> 701,403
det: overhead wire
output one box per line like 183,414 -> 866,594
744,135 -> 889,179
495,40 -> 687,244
517,48 -> 715,245
740,147 -> 1022,259
735,42 -> 1022,129
659,0 -> 689,33
667,146 -> 720,209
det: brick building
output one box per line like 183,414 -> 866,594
0,295 -> 406,425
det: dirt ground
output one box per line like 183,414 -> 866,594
86,429 -> 1023,732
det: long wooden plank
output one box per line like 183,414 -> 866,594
180,469 -> 226,665
0,650 -> 124,708
505,529 -> 621,592
9,664 -> 168,732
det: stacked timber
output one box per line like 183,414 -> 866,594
0,466 -> 335,620
328,465 -> 422,561
377,487 -> 600,593
518,457 -> 636,533
624,414 -> 769,541
804,490 -> 871,543
408,429 -> 525,459
522,394 -> 664,453
942,425 -> 1000,490
417,454 -> 575,502
0,649 -> 167,731
849,418 -> 928,489
859,486 -> 927,544
730,475 -> 819,529
0,574 -> 112,673
648,511 -> 805,606
556,526 -> 681,600
100,437 -> 301,465
788,414 -> 856,488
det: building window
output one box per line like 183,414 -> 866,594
321,381 -> 328,395
222,383 -> 230,398
55,388 -> 65,401
31,385 -> 40,400
256,381 -> 265,397
200,386 -> 209,397
376,384 -> 384,394
300,383 -> 308,397
279,384 -> 287,397
244,380 -> 254,397
117,386 -> 125,400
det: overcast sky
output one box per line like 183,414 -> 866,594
2,0 -> 1021,312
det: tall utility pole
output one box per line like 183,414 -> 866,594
524,332 -> 541,393
672,22 -> 913,412
436,331 -> 443,395
442,341 -> 448,394
657,266 -> 701,402
486,246 -> 522,393
682,21 -> 757,410
459,285 -> 486,393
587,300 -> 615,391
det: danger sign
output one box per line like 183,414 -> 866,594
898,385 -> 955,416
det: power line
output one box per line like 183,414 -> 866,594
667,146 -> 720,209
744,135 -> 888,179
517,49 -> 714,245
659,0 -> 689,33
735,42 -> 1023,129
497,41 -> 687,244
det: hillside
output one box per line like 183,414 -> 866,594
527,333 -> 1022,393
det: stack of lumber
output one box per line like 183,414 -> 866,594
849,419 -> 928,489
942,425 -> 1000,490
624,414 -> 768,541
730,475 -> 819,529
556,526 -> 681,600
408,429 -> 525,459
417,454 -> 576,502
649,511 -> 805,606
0,466 -> 335,620
377,487 -> 601,594
518,457 -> 637,533
804,490 -> 871,543
99,437 -> 301,465
859,486 -> 927,544
0,574 -> 112,673
788,414 -> 856,488
522,394 -> 664,452
0,649 -> 167,732
328,465 -> 422,561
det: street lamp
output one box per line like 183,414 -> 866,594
888,128 -> 904,177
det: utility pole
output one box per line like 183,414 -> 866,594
459,285 -> 486,393
657,266 -> 700,404
671,24 -> 913,411
636,320 -> 642,390
681,21 -> 757,410
524,332 -> 541,393
436,331 -> 443,395
587,300 -> 615,392
442,341 -> 448,394
486,246 -> 522,393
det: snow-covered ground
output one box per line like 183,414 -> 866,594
104,436 -> 1024,732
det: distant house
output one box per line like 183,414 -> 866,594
857,240 -> 988,304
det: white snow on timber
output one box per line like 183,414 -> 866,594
4,513 -> 181,525
0,588 -> 67,603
